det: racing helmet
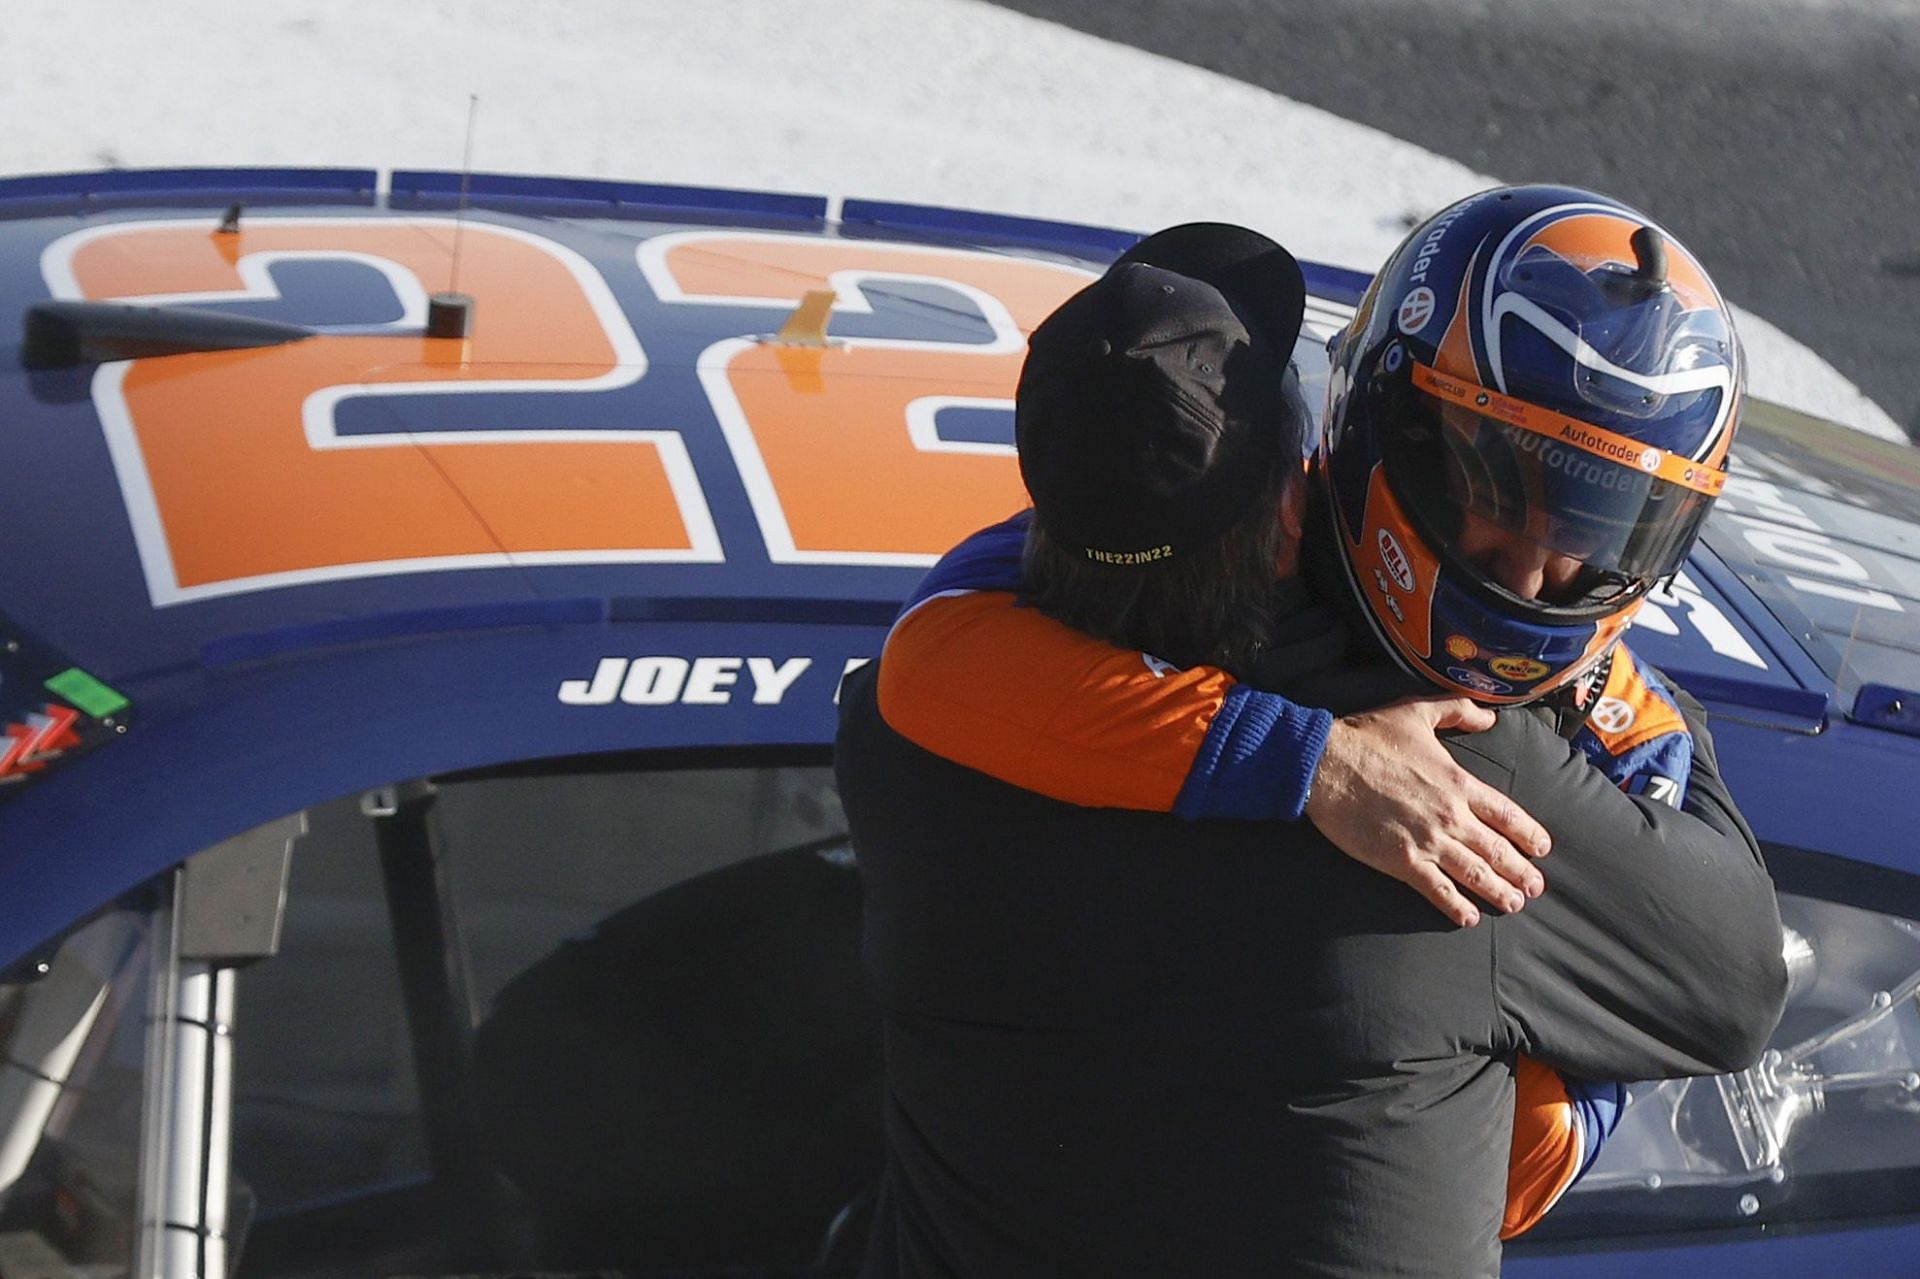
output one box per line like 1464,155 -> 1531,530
1320,185 -> 1743,703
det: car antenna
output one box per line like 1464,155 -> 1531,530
1628,226 -> 1668,294
428,93 -> 478,340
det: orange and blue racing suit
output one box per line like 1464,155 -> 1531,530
878,512 -> 1696,1236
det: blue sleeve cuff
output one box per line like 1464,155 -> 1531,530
1172,685 -> 1334,823
1569,1079 -> 1627,1180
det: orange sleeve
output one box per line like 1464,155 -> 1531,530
877,591 -> 1235,813
1502,1054 -> 1583,1240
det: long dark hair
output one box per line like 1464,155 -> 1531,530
1022,453 -> 1298,680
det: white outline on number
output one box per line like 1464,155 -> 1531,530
639,229 -> 1095,567
1629,571 -> 1768,669
41,217 -> 722,608
903,396 -> 1016,457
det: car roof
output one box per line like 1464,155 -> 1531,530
0,166 -> 1914,970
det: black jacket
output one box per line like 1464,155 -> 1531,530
836,587 -> 1787,1279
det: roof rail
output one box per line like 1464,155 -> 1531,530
840,198 -> 1137,257
389,170 -> 827,227
0,167 -> 378,218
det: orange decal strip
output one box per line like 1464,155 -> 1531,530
1412,360 -> 1725,497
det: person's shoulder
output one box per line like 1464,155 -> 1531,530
899,511 -> 1030,612
1268,657 -> 1423,717
1437,703 -> 1566,793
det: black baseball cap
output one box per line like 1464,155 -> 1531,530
1016,222 -> 1308,565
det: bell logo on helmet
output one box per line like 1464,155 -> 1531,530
1396,287 -> 1436,334
1378,528 -> 1415,592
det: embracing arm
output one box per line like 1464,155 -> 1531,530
1484,701 -> 1787,1081
879,515 -> 1547,923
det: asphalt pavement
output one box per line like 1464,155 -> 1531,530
987,0 -> 1920,442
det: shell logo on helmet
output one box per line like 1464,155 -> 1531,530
1318,184 -> 1746,704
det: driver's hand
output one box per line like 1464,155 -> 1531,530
1304,695 -> 1550,927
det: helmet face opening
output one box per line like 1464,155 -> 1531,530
1383,360 -> 1723,614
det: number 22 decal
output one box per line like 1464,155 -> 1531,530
46,218 -> 1095,602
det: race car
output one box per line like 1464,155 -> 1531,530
0,166 -> 1916,1279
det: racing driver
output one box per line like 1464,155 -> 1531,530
836,192 -> 1787,1277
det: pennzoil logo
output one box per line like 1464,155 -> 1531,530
1377,528 -> 1415,592
1488,655 -> 1552,682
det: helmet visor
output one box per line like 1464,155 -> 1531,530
1394,362 -> 1724,587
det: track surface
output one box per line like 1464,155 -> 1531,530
989,0 -> 1920,441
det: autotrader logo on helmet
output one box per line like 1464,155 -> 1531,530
1317,184 -> 1745,706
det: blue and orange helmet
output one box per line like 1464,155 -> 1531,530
1320,185 -> 1744,703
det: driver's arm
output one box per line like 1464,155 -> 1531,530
882,514 -> 1549,923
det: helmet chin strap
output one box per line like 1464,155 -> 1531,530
1540,646 -> 1618,740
